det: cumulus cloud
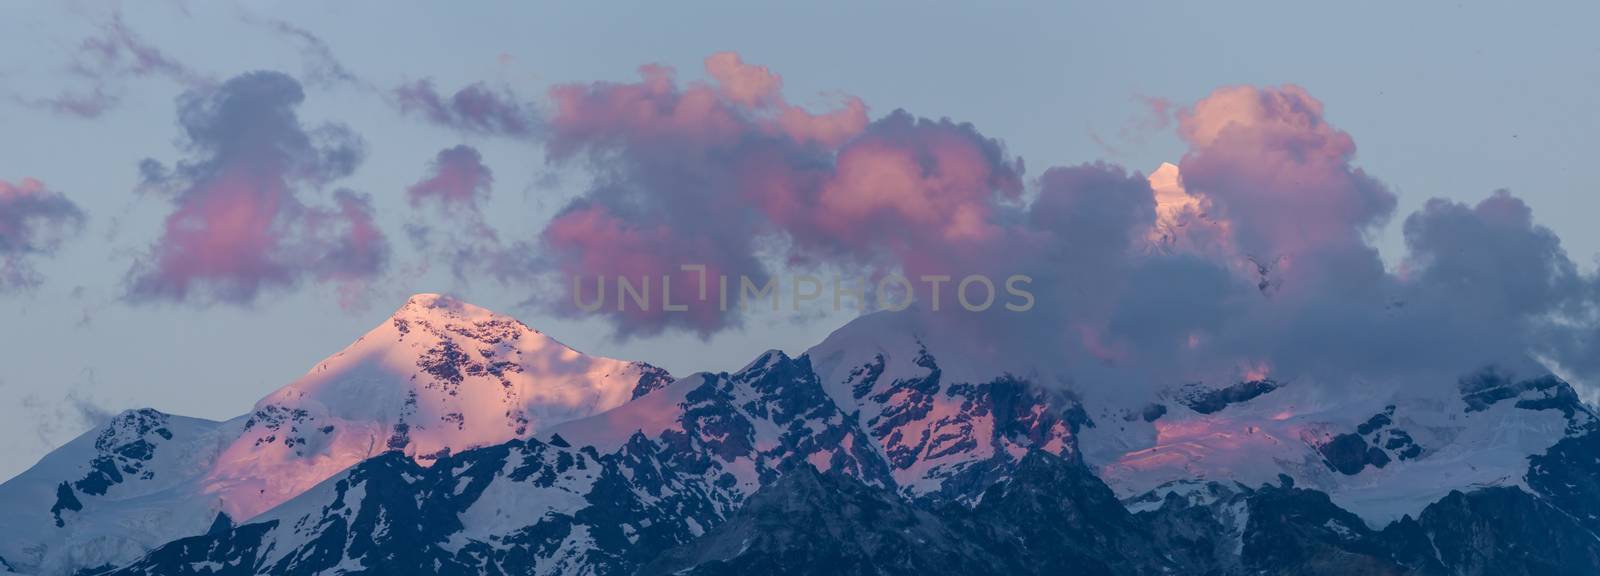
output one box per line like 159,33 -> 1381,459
125,71 -> 389,307
881,85 -> 1600,397
0,178 -> 87,291
1403,191 -> 1583,318
394,80 -> 540,138
1397,191 -> 1595,376
1074,86 -> 1599,390
536,52 -> 1036,337
1177,85 -> 1396,288
525,57 -> 1600,398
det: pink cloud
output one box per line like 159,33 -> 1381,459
408,145 -> 493,211
703,52 -> 782,108
1175,85 -> 1396,289
534,53 -> 1021,336
526,57 -> 1600,399
546,53 -> 867,158
544,204 -> 738,336
126,71 -> 388,306
817,113 -> 1022,248
403,146 -> 505,282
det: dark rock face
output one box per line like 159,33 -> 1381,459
678,351 -> 895,488
913,376 -> 1090,502
969,451 -> 1170,575
1134,481 -> 1252,574
1139,403 -> 1167,422
42,409 -> 184,532
865,348 -> 945,470
650,446 -> 1600,576
1384,430 -> 1422,459
1318,405 -> 1427,475
71,409 -> 175,498
109,435 -> 728,576
50,482 -> 82,527
630,362 -> 676,399
642,466 -> 1011,576
1527,429 -> 1600,535
1177,379 -> 1282,414
1133,478 -> 1442,576
1239,484 -> 1421,575
647,451 -> 1171,576
1318,432 -> 1386,475
1412,487 -> 1600,576
1459,368 -> 1594,430
245,405 -> 314,452
113,520 -> 278,576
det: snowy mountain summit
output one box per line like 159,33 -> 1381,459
207,293 -> 668,520
0,295 -> 669,575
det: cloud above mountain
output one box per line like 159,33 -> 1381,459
125,71 -> 388,307
408,145 -> 494,212
523,54 -> 1600,394
533,52 -> 1028,337
403,145 -> 507,281
62,46 -> 1600,393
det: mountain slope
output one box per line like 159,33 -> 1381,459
104,350 -> 890,575
0,294 -> 669,576
109,337 -> 1082,575
204,293 -> 668,520
638,464 -> 1016,576
807,309 -> 1597,526
0,409 -> 235,576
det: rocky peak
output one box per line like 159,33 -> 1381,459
204,294 -> 668,520
92,408 -> 175,457
641,463 -> 1010,576
1459,367 -> 1595,431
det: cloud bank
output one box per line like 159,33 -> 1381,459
523,55 -> 1600,395
32,44 -> 1586,395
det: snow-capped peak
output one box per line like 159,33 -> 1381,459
1,295 -> 677,574
203,294 -> 669,519
260,293 -> 604,420
390,293 -> 512,325
0,407 -> 232,576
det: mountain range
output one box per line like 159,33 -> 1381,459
4,294 -> 1598,575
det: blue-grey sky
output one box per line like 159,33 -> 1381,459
2,1 -> 1597,481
